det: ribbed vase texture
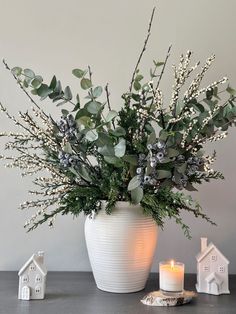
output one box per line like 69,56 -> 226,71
84,201 -> 158,293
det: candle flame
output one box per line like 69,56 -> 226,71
170,260 -> 175,269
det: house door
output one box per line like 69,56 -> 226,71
21,286 -> 30,300
210,282 -> 219,295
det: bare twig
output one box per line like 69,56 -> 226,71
155,44 -> 172,93
129,7 -> 156,92
105,84 -> 115,129
152,45 -> 172,129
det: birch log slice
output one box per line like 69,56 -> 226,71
141,290 -> 197,306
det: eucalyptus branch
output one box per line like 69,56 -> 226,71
129,7 -> 156,93
2,59 -> 51,120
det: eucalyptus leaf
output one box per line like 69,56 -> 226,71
98,145 -> 114,156
56,100 -> 67,107
11,67 -> 22,76
131,186 -> 143,204
77,164 -> 92,182
123,155 -> 138,165
36,84 -> 52,99
128,175 -> 141,191
109,127 -> 126,137
147,131 -> 156,145
86,101 -> 102,114
54,80 -> 62,94
61,109 -> 69,116
95,132 -> 113,147
24,68 -> 35,79
104,156 -> 123,167
72,102 -> 81,112
49,75 -> 57,89
114,138 -> 126,157
156,170 -> 172,179
166,148 -> 179,158
93,86 -> 103,98
72,68 -> 85,78
153,60 -> 164,67
64,86 -> 72,100
85,129 -> 98,141
175,100 -> 185,116
177,163 -> 187,174
31,76 -> 43,89
81,78 -> 92,90
63,142 -> 73,154
105,110 -> 118,122
134,81 -> 141,91
77,116 -> 91,127
75,108 -> 90,120
135,74 -> 143,82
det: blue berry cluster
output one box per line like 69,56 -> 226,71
57,114 -> 77,139
58,151 -> 79,168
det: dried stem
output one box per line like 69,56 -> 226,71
129,7 -> 156,92
154,45 -> 172,92
105,83 -> 115,129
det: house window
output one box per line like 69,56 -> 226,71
211,255 -> 217,262
218,266 -> 225,273
22,275 -> 29,283
35,286 -> 41,294
30,263 -> 36,271
35,274 -> 41,283
203,266 -> 209,272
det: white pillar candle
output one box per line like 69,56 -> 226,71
159,260 -> 184,293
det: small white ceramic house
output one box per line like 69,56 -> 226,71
196,238 -> 230,295
18,251 -> 47,300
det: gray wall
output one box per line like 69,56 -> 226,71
0,0 -> 236,273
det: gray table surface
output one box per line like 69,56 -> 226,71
0,272 -> 235,314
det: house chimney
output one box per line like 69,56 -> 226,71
201,238 -> 207,252
37,251 -> 44,264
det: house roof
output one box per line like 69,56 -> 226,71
196,242 -> 229,264
18,254 -> 47,277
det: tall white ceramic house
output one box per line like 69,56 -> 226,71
196,238 -> 230,295
18,251 -> 47,300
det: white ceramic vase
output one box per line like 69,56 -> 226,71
84,201 -> 158,293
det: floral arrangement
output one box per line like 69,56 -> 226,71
1,8 -> 236,237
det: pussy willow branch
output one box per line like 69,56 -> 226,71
154,44 -> 172,93
105,83 -> 115,129
129,7 -> 156,92
152,45 -> 172,129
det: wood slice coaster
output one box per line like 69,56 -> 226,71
141,290 -> 197,307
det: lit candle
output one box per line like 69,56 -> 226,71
159,260 -> 184,293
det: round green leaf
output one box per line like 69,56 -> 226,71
11,67 -> 22,76
81,78 -> 92,90
85,129 -> 98,141
128,175 -> 141,191
131,186 -> 143,204
72,68 -> 85,78
64,86 -> 73,100
24,68 -> 35,79
105,110 -> 118,122
86,101 -> 102,114
31,76 -> 43,89
114,138 -> 126,157
156,170 -> 172,179
93,86 -> 103,98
